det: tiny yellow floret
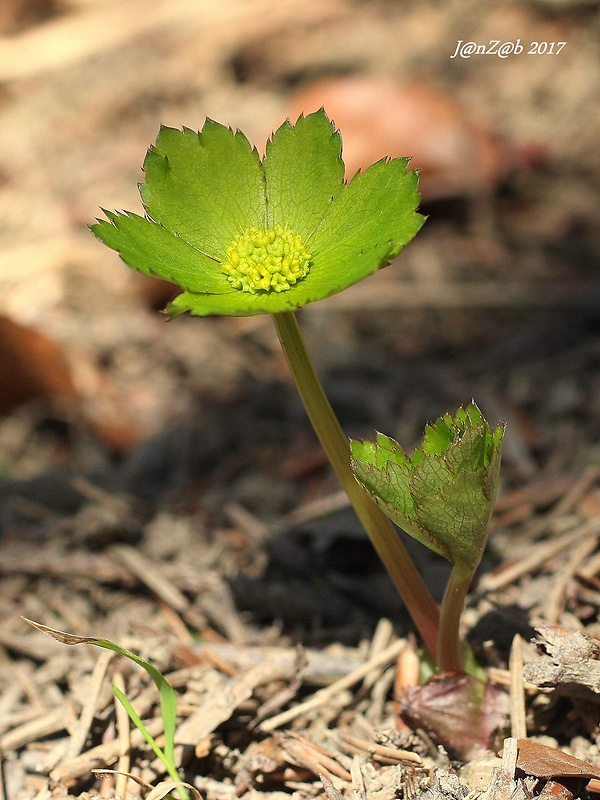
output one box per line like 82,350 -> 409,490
221,225 -> 311,293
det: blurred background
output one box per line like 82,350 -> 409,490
0,0 -> 600,561
2,6 -> 600,794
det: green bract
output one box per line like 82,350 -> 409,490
350,403 -> 505,570
91,111 -> 424,317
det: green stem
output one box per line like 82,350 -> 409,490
273,310 -> 440,656
437,561 -> 473,672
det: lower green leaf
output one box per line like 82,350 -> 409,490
350,402 -> 505,571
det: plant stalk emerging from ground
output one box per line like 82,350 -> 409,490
91,111 -> 441,655
272,310 -> 439,654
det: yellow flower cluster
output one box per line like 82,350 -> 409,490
221,225 -> 311,293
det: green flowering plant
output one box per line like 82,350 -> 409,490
351,403 -> 506,672
92,110 -> 441,656
91,112 -> 423,317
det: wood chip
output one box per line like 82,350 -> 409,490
258,638 -> 405,732
1,706 -> 71,752
509,638 -> 527,740
50,716 -> 164,784
62,649 -> 113,763
111,544 -> 189,613
195,642 -> 365,685
339,733 -> 423,766
175,655 -> 288,746
525,466 -> 600,542
112,671 -> 132,800
479,517 -> 600,593
501,737 -> 519,778
282,731 -> 351,784
543,534 -> 600,624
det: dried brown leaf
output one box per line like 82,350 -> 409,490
504,739 -> 600,781
145,781 -> 202,800
23,618 -> 97,645
0,315 -> 78,413
523,625 -> 600,698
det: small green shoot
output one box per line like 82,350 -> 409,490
91,111 -> 441,656
351,403 -> 505,672
24,619 -> 188,800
